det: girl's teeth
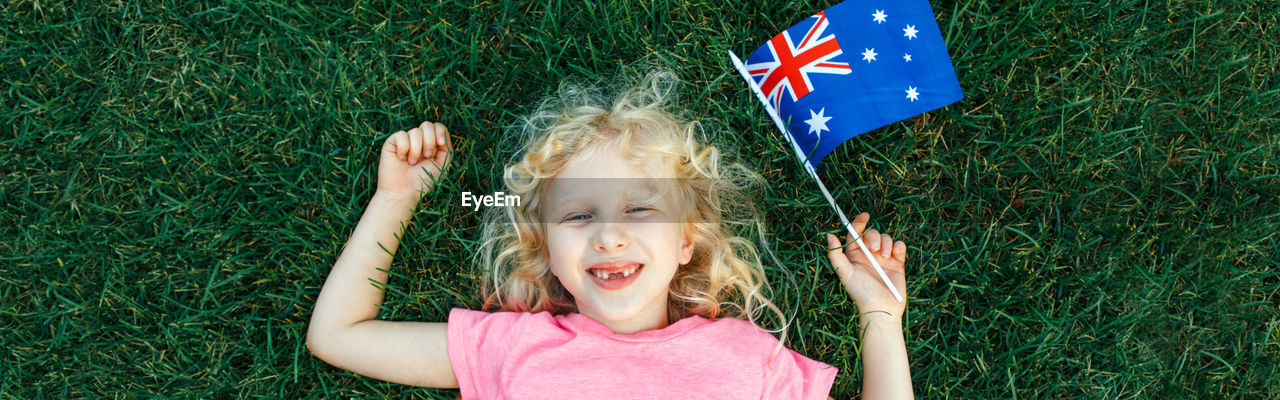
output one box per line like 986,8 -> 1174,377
593,265 -> 638,279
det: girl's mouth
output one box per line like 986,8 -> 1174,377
587,264 -> 644,290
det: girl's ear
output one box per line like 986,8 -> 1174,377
679,224 -> 696,265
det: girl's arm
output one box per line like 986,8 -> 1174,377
854,312 -> 911,399
306,122 -> 456,388
825,212 -> 914,400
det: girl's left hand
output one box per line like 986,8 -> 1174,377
825,212 -> 908,320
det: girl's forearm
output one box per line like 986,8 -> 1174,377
309,192 -> 419,335
858,315 -> 914,400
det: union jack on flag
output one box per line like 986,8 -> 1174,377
746,11 -> 851,111
742,0 -> 964,166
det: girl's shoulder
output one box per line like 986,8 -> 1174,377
447,307 -> 558,335
700,315 -> 784,344
708,314 -> 773,330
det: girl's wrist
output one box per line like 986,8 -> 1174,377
373,190 -> 422,209
373,191 -> 422,212
857,309 -> 904,330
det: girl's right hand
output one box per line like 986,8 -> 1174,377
377,121 -> 453,203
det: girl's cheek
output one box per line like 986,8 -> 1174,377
545,229 -> 586,260
636,223 -> 682,245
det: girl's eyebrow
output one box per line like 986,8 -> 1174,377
623,191 -> 659,205
626,181 -> 671,200
548,179 -> 666,210
545,197 -> 587,217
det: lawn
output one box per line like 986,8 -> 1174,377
2,0 -> 1277,398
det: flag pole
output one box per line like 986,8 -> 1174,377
728,51 -> 904,303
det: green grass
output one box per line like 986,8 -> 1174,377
3,0 -> 1277,398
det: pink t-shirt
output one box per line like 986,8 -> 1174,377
447,307 -> 837,399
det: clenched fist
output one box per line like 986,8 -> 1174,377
377,121 -> 453,203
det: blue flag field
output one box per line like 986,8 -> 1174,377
742,0 -> 964,166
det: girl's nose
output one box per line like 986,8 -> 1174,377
593,223 -> 631,252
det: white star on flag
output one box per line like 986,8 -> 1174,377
872,10 -> 887,24
903,53 -> 912,62
905,86 -> 920,102
861,48 -> 878,62
903,25 -> 918,39
804,108 -> 833,136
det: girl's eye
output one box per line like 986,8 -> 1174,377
627,207 -> 652,213
565,213 -> 591,222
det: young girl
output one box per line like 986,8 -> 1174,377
306,70 -> 913,399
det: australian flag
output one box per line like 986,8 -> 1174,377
744,0 -> 963,166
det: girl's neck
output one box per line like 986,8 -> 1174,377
583,300 -> 670,335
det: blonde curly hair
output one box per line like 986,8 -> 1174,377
474,68 -> 794,346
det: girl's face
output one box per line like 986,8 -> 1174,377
541,141 -> 694,334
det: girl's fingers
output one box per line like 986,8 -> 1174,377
393,131 -> 408,161
845,213 -> 873,259
864,229 -> 880,252
843,233 -> 856,260
825,234 -> 842,262
841,229 -> 903,261
851,212 -> 870,237
408,127 -> 423,164
825,234 -> 853,279
388,122 -> 455,167
432,122 -> 451,165
433,122 -> 447,146
845,232 -> 863,261
420,122 -> 436,159
441,123 -> 453,150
